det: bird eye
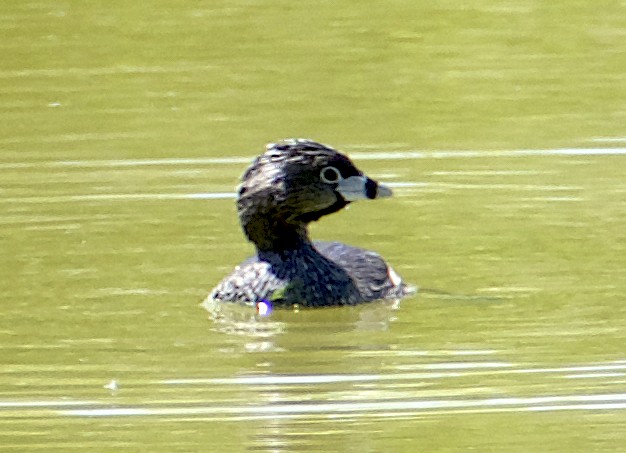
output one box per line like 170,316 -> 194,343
320,166 -> 342,184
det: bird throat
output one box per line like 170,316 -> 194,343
242,214 -> 310,253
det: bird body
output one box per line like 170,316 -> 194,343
210,139 -> 413,307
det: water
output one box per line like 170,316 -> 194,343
2,1 -> 626,451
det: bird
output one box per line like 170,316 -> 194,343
209,139 -> 413,308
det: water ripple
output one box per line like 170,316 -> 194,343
1,147 -> 624,170
53,392 -> 626,418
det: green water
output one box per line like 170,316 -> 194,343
2,1 -> 626,451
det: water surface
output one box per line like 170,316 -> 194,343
1,1 -> 625,451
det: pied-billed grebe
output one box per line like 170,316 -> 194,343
210,139 -> 413,307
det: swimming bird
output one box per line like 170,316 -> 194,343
210,139 -> 413,307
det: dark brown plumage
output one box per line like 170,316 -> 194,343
210,139 -> 413,307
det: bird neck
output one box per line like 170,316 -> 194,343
242,214 -> 312,253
